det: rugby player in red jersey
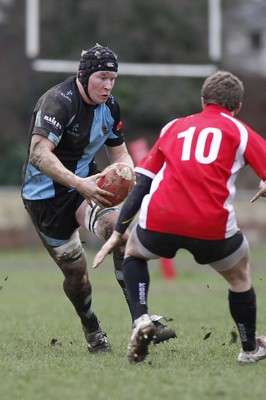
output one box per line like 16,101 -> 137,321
93,71 -> 266,364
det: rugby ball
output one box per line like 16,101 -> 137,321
97,162 -> 135,206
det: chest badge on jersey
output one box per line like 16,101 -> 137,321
67,123 -> 80,136
102,125 -> 108,135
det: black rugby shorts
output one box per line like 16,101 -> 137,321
136,225 -> 244,265
23,190 -> 84,241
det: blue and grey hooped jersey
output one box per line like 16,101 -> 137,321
22,76 -> 125,200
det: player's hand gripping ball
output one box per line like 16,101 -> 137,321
97,162 -> 136,206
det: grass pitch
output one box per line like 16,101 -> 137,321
1,246 -> 266,400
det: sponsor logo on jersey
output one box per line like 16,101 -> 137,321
44,115 -> 62,130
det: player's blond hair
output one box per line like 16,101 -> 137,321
201,71 -> 244,112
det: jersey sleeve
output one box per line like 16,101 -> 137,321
244,127 -> 266,181
32,89 -> 70,146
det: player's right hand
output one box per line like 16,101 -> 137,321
75,173 -> 114,208
92,231 -> 122,268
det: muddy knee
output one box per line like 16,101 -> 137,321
60,250 -> 89,288
47,231 -> 88,289
84,205 -> 120,240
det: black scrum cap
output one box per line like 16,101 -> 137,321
77,43 -> 118,97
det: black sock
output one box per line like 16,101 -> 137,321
113,254 -> 134,322
228,287 -> 256,351
114,270 -> 134,322
123,256 -> 150,321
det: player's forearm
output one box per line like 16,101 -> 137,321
115,173 -> 152,233
118,152 -> 134,169
107,143 -> 134,169
29,139 -> 81,190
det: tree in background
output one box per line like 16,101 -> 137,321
0,0 -> 265,186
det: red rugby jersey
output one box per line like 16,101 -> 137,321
135,105 -> 266,240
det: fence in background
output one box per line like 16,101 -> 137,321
0,187 -> 266,250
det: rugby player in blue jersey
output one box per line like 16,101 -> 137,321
21,44 -> 176,353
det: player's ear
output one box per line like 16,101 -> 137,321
233,102 -> 242,116
201,96 -> 206,110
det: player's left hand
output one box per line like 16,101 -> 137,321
92,231 -> 122,268
250,182 -> 266,203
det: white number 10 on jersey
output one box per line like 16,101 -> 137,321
178,127 -> 222,164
